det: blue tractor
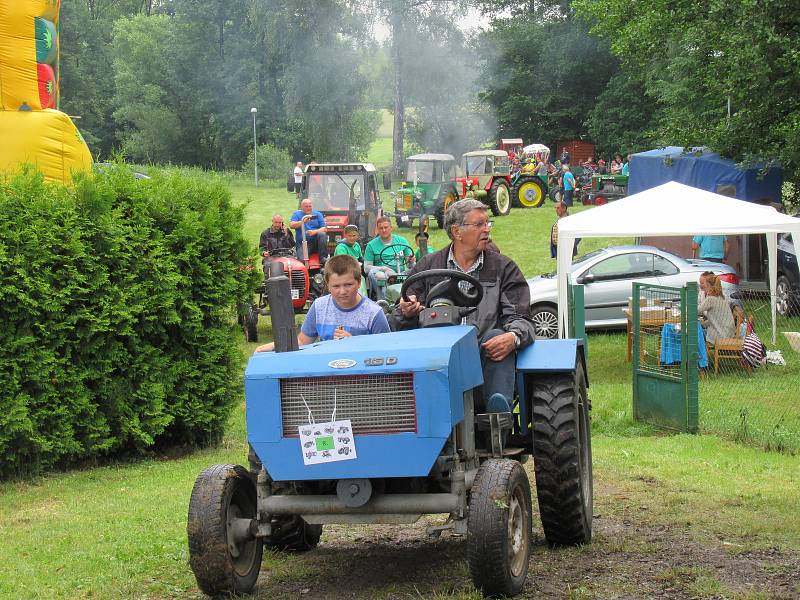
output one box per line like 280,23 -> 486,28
187,264 -> 592,598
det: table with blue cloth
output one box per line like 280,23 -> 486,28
660,321 -> 708,369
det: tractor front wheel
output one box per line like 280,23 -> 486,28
187,464 -> 263,597
512,177 -> 545,208
467,459 -> 532,597
530,360 -> 593,546
244,304 -> 259,343
435,190 -> 458,229
488,180 -> 511,216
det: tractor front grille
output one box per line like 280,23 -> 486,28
290,269 -> 307,293
280,373 -> 416,436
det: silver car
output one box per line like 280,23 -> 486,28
528,245 -> 742,339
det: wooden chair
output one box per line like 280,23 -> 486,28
710,308 -> 750,374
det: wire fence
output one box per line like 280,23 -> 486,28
698,288 -> 800,454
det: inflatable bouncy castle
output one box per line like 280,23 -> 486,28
0,0 -> 92,183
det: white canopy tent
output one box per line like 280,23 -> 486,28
556,181 -> 800,344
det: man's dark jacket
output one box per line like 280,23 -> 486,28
391,245 -> 536,347
259,227 -> 295,254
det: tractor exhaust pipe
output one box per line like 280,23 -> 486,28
266,261 -> 299,352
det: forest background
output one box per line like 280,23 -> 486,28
60,0 -> 799,194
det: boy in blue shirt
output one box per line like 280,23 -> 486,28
254,255 -> 389,352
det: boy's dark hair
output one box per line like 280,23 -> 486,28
376,215 -> 391,226
344,224 -> 359,234
324,254 -> 362,283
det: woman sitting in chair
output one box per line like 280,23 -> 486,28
699,273 -> 736,345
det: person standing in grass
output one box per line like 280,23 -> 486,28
551,202 -> 579,259
562,164 -> 577,207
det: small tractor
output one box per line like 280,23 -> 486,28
455,150 -> 513,221
392,153 -> 459,230
585,173 -> 628,205
188,264 -> 593,598
240,244 -> 325,343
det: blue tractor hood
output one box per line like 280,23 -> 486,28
245,326 -> 483,481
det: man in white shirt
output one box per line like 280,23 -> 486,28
293,162 -> 303,199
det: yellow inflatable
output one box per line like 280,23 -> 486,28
0,0 -> 92,183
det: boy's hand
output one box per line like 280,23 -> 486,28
333,325 -> 351,339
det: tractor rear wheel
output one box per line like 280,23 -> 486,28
549,187 -> 563,204
435,189 -> 458,229
512,177 -> 545,208
488,180 -> 511,216
467,459 -> 532,597
264,515 -> 323,552
530,360 -> 593,546
244,304 -> 259,343
187,464 -> 263,596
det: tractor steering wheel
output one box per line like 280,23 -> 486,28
267,247 -> 295,258
377,243 -> 414,272
400,268 -> 484,308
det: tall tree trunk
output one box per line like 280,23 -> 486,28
390,3 -> 404,178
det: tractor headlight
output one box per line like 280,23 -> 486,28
414,191 -> 423,200
313,273 -> 325,286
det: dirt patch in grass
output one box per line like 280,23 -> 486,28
249,477 -> 800,599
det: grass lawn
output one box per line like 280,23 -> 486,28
2,173 -> 799,598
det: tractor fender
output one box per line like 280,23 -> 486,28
516,339 -> 588,388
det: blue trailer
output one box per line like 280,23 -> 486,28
187,266 -> 592,598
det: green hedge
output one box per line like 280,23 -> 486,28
0,166 -> 258,478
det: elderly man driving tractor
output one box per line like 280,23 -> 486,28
393,199 -> 535,410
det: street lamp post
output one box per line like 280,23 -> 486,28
251,107 -> 258,186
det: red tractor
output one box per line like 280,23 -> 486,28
301,162 -> 385,252
241,246 -> 326,343
449,150 -> 513,222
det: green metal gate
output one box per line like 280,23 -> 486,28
632,282 -> 699,432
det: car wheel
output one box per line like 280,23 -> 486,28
532,305 -> 559,339
776,275 -> 798,316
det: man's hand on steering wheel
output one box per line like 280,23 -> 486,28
398,269 -> 484,318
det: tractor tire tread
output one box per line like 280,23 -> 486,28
531,367 -> 592,547
187,464 -> 262,597
467,459 -> 531,597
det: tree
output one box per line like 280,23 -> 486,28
478,10 -> 617,153
574,0 -> 800,190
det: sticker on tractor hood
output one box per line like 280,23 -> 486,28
328,358 -> 356,369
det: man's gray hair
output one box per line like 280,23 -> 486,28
444,199 -> 487,240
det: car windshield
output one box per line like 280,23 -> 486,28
406,161 -> 436,184
539,249 -> 607,278
306,174 -> 365,211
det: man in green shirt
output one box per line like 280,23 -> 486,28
364,216 -> 414,301
334,224 -> 363,259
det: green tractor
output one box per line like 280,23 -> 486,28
393,154 -> 459,230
